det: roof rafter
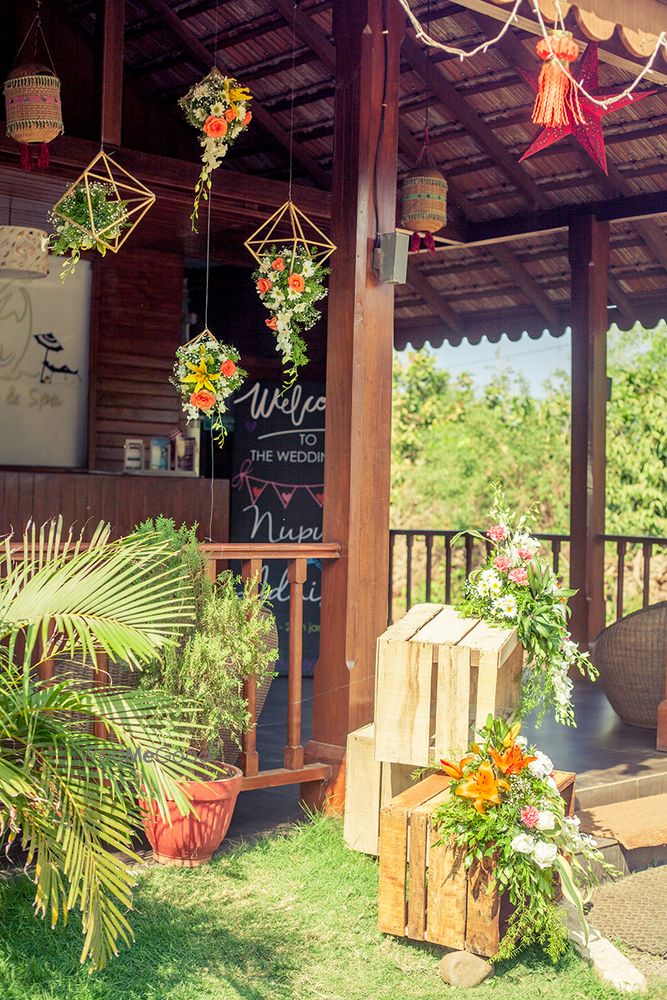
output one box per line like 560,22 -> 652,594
140,0 -> 329,188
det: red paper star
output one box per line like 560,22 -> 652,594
519,42 -> 655,174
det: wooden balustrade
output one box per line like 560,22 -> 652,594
200,542 -> 340,794
389,529 -> 667,629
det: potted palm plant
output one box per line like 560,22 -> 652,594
0,518 -> 214,970
134,518 -> 278,865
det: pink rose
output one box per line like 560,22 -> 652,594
518,547 -> 533,561
487,524 -> 508,542
493,555 -> 511,572
521,806 -> 540,829
508,567 -> 529,586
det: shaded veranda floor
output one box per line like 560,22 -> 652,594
228,675 -> 667,841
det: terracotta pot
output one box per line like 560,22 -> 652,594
142,763 -> 243,867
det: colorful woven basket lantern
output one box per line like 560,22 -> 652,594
3,62 -> 63,171
401,166 -> 448,234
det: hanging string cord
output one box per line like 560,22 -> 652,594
287,2 -> 298,202
207,430 -> 215,542
372,0 -> 390,242
14,0 -> 57,72
395,0 -> 666,110
204,184 -> 212,330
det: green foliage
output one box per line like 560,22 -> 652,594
392,325 -> 667,538
48,182 -> 130,279
135,518 -> 277,756
0,519 -> 213,970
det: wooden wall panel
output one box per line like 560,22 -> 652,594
0,470 -> 229,541
89,249 -> 184,471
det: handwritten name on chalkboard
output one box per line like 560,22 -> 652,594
231,381 -> 325,675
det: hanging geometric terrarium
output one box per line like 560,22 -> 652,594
48,151 -> 155,278
244,200 -> 336,268
244,201 -> 336,390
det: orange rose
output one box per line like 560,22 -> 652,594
189,389 -> 216,411
224,108 -> 236,123
203,115 -> 228,138
271,257 -> 285,272
242,111 -> 252,126
265,316 -> 278,330
257,277 -> 273,294
288,273 -> 305,293
220,359 -> 237,378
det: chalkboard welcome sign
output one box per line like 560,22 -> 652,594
231,381 -> 325,675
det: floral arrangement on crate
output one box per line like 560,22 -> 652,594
455,487 -> 597,726
171,331 -> 246,445
179,67 -> 252,228
48,181 -> 129,279
253,244 -> 329,389
433,716 -> 616,963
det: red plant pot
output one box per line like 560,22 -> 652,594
142,763 -> 243,867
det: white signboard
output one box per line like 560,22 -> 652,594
0,260 -> 90,467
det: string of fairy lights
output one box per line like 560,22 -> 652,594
396,0 -> 667,111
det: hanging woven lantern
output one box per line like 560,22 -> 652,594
3,62 -> 63,170
532,31 -> 584,128
0,226 -> 48,279
401,166 -> 448,236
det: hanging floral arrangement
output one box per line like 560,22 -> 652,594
433,716 -> 616,963
48,181 -> 130,279
454,486 -> 598,727
252,244 -> 329,390
179,67 -> 252,229
171,330 -> 246,446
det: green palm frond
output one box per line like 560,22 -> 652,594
0,519 -> 194,669
0,521 -> 214,970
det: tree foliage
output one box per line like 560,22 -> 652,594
392,324 -> 667,539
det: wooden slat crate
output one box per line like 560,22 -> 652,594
343,724 -> 420,855
374,604 -> 523,767
378,770 -> 576,956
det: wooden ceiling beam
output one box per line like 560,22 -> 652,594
402,35 -> 551,211
406,260 -> 464,334
99,0 -> 125,147
452,0 -> 667,86
140,0 -> 329,188
489,243 -> 559,327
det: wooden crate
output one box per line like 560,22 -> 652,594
343,724 -> 420,855
378,770 -> 576,956
374,604 -> 523,767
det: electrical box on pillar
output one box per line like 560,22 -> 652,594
373,231 -> 409,283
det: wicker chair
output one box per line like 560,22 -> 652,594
593,601 -> 667,741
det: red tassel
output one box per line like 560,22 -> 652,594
409,232 -> 421,253
20,144 -> 32,172
37,143 -> 49,170
533,31 -> 584,128
424,232 -> 436,254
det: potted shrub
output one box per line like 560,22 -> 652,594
134,517 -> 278,865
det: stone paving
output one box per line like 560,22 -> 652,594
589,865 -> 667,982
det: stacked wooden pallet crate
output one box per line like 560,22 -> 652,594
344,603 -> 524,855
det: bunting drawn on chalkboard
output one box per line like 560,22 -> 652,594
232,459 -> 323,509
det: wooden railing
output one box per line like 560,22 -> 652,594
200,543 -> 340,793
389,529 -> 667,626
19,540 -> 340,797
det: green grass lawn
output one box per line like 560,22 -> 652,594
0,816 -> 664,1000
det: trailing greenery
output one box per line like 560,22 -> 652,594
134,517 -> 277,756
455,487 -> 597,726
0,519 -> 214,970
48,181 -> 130,279
433,717 -> 617,965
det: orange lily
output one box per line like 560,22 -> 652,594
440,755 -> 474,780
490,744 -> 537,776
455,762 -> 509,814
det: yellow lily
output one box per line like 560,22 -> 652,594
503,722 -> 522,748
455,761 -> 509,814
183,355 -> 220,394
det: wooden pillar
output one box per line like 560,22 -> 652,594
568,215 -> 608,649
303,0 -> 404,811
